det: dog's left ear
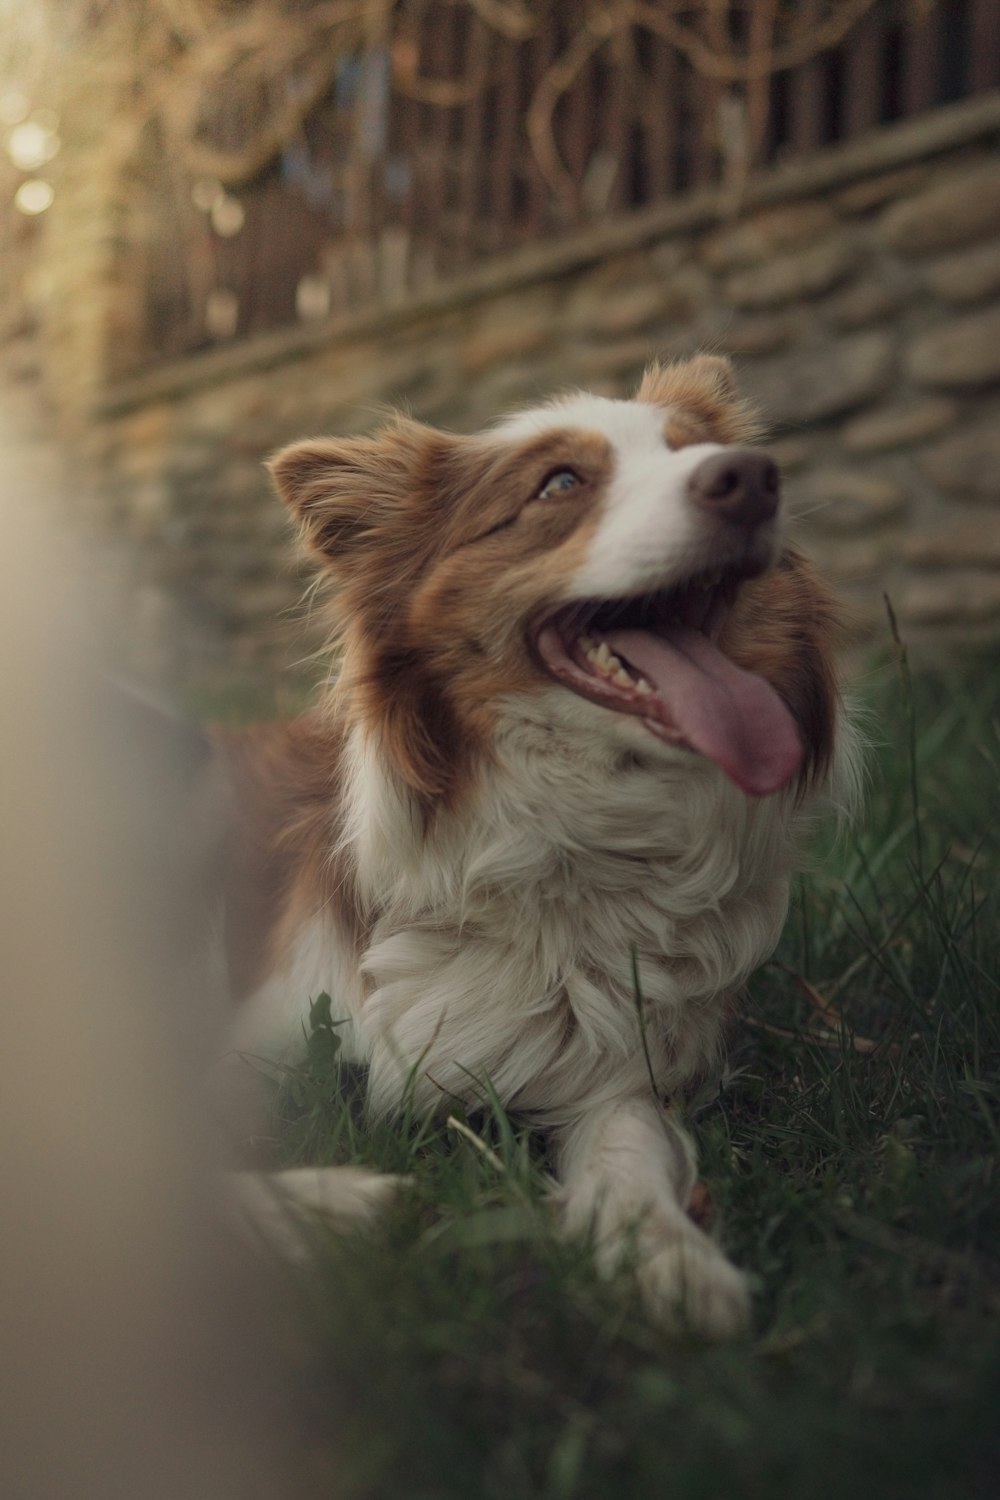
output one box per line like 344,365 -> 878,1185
636,355 -> 760,443
638,354 -> 738,405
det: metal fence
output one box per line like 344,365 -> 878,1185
138,0 -> 1000,373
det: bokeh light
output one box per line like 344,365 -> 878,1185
14,178 -> 54,214
6,116 -> 60,171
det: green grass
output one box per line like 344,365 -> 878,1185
267,653 -> 1000,1500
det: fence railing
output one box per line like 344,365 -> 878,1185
136,0 -> 1000,374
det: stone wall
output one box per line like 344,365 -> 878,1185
90,92 -> 1000,698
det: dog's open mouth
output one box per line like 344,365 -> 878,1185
533,566 -> 803,796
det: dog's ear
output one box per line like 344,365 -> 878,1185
680,353 -> 741,403
637,354 -> 738,407
636,355 -> 760,443
268,420 -> 444,565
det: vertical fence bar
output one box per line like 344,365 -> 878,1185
687,6 -> 724,187
901,0 -> 940,116
561,22 -> 595,216
489,30 -> 522,252
644,29 -> 680,197
786,0 -> 825,152
385,4 -> 421,301
842,3 -> 886,137
453,12 -> 492,267
601,25 -> 636,213
968,0 -> 1000,92
344,28 -> 376,305
525,4 -> 559,233
423,0 -> 460,275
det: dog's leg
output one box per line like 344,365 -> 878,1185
228,1166 -> 407,1259
557,1096 -> 750,1339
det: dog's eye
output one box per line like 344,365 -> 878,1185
537,468 -> 581,500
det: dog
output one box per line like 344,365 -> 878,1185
213,355 -> 859,1337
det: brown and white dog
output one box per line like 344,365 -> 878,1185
215,355 -> 859,1337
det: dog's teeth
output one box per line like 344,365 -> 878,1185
581,638 -> 628,680
576,630 -> 654,695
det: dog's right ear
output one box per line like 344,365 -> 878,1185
268,436 -> 399,564
268,421 -> 441,566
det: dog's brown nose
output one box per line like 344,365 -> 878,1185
687,449 -> 780,527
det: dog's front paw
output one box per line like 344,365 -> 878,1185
230,1165 -> 408,1258
636,1223 -> 751,1340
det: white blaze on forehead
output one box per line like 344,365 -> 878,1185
495,393 -> 725,600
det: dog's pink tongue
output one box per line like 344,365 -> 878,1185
605,626 -> 803,796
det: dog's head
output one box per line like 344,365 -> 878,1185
271,356 -> 840,803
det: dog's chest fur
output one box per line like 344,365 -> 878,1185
289,695 -> 800,1123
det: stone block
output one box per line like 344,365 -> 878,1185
583,276 -> 702,336
648,241 -> 692,277
723,240 -> 858,310
701,202 -> 837,271
583,284 -> 676,336
472,361 -> 560,412
919,416 -> 1000,499
218,580 -> 302,627
128,478 -> 172,539
712,314 -> 793,356
791,470 -> 908,532
114,400 -> 173,454
567,251 -> 652,300
183,383 -> 258,439
665,262 -> 714,313
211,542 -> 276,582
901,518 -> 1000,569
116,440 -> 170,481
768,437 -> 812,474
899,572 -> 1000,625
877,162 -> 1000,256
750,331 -> 894,426
458,325 -> 549,374
812,537 -> 892,581
835,164 -> 927,214
580,262 -> 710,338
574,337 -> 656,384
824,280 -> 904,331
908,309 -> 1000,388
921,242 -> 1000,305
841,398 -> 957,454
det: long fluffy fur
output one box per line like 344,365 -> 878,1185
216,357 -> 859,1336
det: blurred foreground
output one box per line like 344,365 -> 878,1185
0,420 -> 296,1498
